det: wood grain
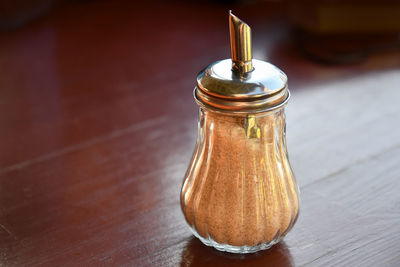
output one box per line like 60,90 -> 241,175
0,1 -> 399,266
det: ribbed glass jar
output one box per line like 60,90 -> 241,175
180,106 -> 299,253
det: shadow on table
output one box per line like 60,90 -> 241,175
180,237 -> 293,267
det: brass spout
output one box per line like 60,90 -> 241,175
229,11 -> 253,74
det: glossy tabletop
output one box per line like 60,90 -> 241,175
0,1 -> 400,266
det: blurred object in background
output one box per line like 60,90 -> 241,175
288,0 -> 400,64
0,0 -> 54,31
2,0 -> 399,66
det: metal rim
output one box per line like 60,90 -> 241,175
194,88 -> 290,115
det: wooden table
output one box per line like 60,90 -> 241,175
1,1 -> 399,266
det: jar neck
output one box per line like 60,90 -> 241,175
199,106 -> 285,121
198,106 -> 287,142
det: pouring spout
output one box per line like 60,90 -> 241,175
229,11 -> 253,74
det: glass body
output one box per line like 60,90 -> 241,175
180,106 -> 300,253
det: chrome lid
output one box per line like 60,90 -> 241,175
194,11 -> 289,113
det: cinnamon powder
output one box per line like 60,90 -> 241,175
181,108 -> 299,247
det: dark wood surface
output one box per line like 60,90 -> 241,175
1,1 -> 400,266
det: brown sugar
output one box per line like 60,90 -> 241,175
181,108 -> 299,248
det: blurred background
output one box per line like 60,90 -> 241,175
2,0 -> 400,65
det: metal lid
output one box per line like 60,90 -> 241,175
194,11 -> 289,113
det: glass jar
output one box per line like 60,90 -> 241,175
180,12 -> 299,253
181,104 -> 299,253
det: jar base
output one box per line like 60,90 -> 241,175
190,227 -> 281,254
